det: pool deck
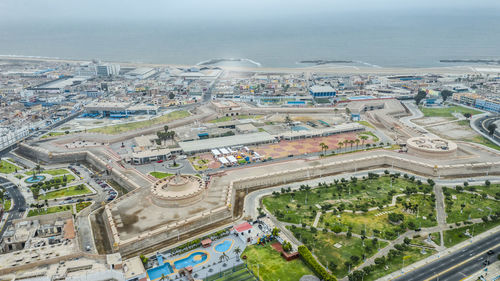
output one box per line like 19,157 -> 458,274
148,236 -> 247,280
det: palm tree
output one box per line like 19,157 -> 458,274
159,273 -> 169,281
360,135 -> 368,147
355,139 -> 360,150
349,140 -> 355,151
319,142 -> 326,154
233,246 -> 242,258
338,141 -> 343,152
344,139 -> 349,151
219,252 -> 229,262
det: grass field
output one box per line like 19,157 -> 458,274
209,115 -> 262,123
263,176 -> 435,238
28,204 -> 72,217
88,110 -> 190,134
468,135 -> 500,151
241,243 -> 314,281
150,172 -> 174,179
205,264 -> 256,281
3,200 -> 11,211
364,246 -> 436,281
0,160 -> 21,174
289,227 -> 388,278
419,105 -> 481,118
41,131 -> 66,139
357,120 -> 375,129
430,232 -> 441,246
443,219 -> 500,247
444,188 -> 500,223
470,184 -> 500,199
26,168 -> 71,176
76,202 -> 92,213
358,131 -> 379,142
38,184 -> 91,200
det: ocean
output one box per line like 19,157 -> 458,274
0,10 -> 499,68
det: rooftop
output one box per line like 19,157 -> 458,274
178,132 -> 275,153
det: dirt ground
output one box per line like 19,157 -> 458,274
252,132 -> 372,159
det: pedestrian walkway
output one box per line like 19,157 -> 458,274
312,211 -> 322,228
374,211 -> 392,217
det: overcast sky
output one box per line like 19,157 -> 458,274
1,0 -> 499,22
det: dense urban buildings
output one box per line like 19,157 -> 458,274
0,56 -> 499,281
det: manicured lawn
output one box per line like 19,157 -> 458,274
41,131 -> 66,139
357,121 -> 375,129
26,168 -> 71,176
38,184 -> 91,200
76,202 -> 92,213
88,110 -> 190,134
28,204 -> 72,217
443,188 -> 500,223
469,184 -> 500,199
443,219 -> 500,248
358,131 -> 379,142
3,200 -> 11,211
189,157 -> 210,171
209,115 -> 262,123
419,105 -> 481,118
205,264 -> 256,281
468,135 -> 500,151
430,232 -> 441,246
289,227 -> 388,278
0,160 -> 21,174
363,246 -> 436,281
150,172 -> 174,179
241,243 -> 314,281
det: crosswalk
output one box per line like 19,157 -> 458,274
374,211 -> 392,217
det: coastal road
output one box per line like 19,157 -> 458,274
473,114 -> 500,144
393,231 -> 500,281
0,177 -> 26,237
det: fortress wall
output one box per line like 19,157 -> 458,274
111,207 -> 232,256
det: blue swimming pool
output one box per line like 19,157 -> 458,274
173,252 -> 208,270
292,125 -> 308,131
147,263 -> 174,280
215,240 -> 233,252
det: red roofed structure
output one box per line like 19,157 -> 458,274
233,222 -> 252,233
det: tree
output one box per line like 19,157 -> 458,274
360,135 -> 368,147
414,89 -> 427,105
168,92 -> 175,100
284,115 -> 293,128
164,125 -> 169,132
440,89 -> 453,102
355,138 -> 360,149
272,227 -> 280,236
487,123 -> 497,136
463,112 -> 472,119
485,180 -> 491,186
403,237 -> 411,245
349,140 -> 355,150
338,141 -> 344,152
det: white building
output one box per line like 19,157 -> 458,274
97,64 -> 120,77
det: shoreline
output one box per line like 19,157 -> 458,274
1,55 -> 499,75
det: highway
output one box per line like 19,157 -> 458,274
0,177 -> 26,237
393,231 -> 500,281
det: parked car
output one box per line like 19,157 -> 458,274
156,160 -> 164,163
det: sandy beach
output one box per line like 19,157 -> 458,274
1,55 -> 499,75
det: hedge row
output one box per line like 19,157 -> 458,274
298,245 -> 336,281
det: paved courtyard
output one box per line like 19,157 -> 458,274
252,132 -> 373,159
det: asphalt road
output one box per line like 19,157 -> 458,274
0,177 -> 26,237
474,115 -> 500,142
393,231 -> 500,281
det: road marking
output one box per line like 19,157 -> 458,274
423,247 -> 497,281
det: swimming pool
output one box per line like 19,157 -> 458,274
292,125 -> 308,131
214,240 -> 233,253
173,251 -> 208,270
147,263 -> 174,280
